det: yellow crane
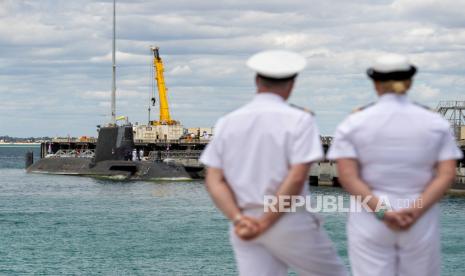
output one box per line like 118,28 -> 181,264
150,46 -> 179,126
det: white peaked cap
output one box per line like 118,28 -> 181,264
367,53 -> 416,81
247,50 -> 307,79
372,54 -> 411,73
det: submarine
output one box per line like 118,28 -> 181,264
26,124 -> 192,180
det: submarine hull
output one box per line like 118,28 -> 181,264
27,158 -> 192,180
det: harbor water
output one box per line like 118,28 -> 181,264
0,146 -> 464,275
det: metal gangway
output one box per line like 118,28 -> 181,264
437,101 -> 465,140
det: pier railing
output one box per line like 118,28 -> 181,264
51,137 -> 97,143
147,150 -> 202,160
46,149 -> 95,158
436,101 -> 465,110
134,139 -> 210,144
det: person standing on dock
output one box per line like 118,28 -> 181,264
132,148 -> 137,162
200,50 -> 347,276
327,54 -> 463,276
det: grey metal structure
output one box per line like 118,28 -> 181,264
436,101 -> 465,140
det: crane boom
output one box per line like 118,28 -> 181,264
151,46 -> 177,125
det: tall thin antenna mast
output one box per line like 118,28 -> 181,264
148,48 -> 153,124
111,0 -> 116,124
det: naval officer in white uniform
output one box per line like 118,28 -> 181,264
327,54 -> 463,276
200,50 -> 347,276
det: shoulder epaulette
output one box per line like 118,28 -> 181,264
289,104 -> 315,116
352,102 -> 375,113
413,102 -> 434,112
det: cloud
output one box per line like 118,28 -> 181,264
410,83 -> 440,100
170,65 -> 192,76
392,0 -> 465,27
80,91 -> 109,100
0,0 -> 464,137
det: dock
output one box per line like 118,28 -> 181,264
37,136 -> 464,191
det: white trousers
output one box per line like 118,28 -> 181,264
348,204 -> 440,276
230,209 -> 347,276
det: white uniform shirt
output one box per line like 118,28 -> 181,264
327,94 -> 463,195
200,93 -> 323,209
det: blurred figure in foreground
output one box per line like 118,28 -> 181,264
200,50 -> 347,276
328,54 -> 463,276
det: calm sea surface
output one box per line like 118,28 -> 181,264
0,146 -> 464,275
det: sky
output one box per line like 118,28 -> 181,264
1,0 -> 464,137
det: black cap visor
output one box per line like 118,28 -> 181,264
367,66 -> 417,81
257,73 -> 297,82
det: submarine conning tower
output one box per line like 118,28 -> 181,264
94,125 -> 135,162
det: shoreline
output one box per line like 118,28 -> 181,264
0,143 -> 41,146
